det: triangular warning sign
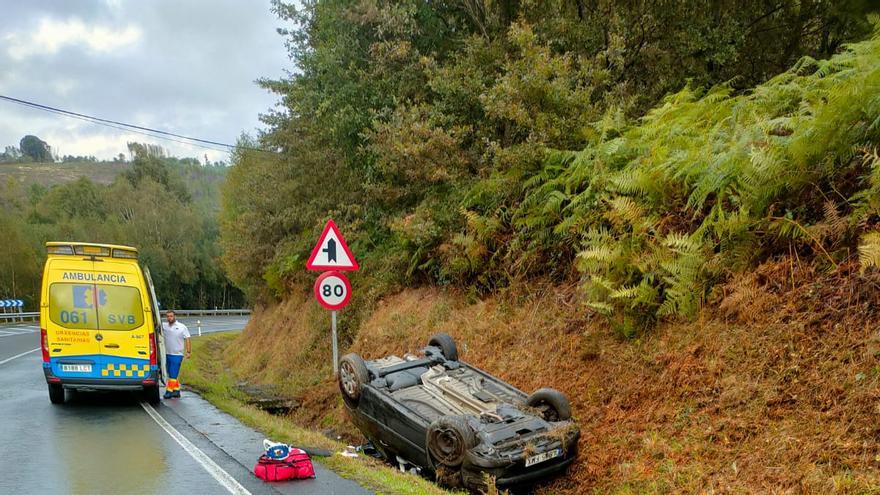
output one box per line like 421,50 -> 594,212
306,219 -> 359,271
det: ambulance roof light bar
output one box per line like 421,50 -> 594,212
46,242 -> 139,260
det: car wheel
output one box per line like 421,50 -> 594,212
426,416 -> 476,468
339,353 -> 369,407
143,385 -> 160,406
526,388 -> 571,421
48,383 -> 65,405
428,333 -> 458,361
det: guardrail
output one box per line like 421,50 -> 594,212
0,309 -> 251,323
167,309 -> 251,317
0,312 -> 39,322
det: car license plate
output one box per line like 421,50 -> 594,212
525,448 -> 562,468
61,364 -> 92,373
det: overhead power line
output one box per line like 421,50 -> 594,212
0,94 -> 276,154
10,100 -> 232,154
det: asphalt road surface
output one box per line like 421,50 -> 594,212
0,316 -> 371,495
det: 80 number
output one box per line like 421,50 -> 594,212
321,284 -> 345,298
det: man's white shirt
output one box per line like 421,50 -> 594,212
162,320 -> 191,356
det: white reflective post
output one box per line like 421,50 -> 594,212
197,319 -> 202,337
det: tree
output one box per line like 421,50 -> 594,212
0,146 -> 22,163
222,0 -> 878,303
19,135 -> 52,162
123,151 -> 191,202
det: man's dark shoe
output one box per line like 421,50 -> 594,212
163,391 -> 173,399
172,390 -> 181,398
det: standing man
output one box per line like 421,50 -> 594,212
162,310 -> 191,399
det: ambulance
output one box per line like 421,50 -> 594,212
40,242 -> 166,405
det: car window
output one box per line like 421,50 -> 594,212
49,283 -> 144,331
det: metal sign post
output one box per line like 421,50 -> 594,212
314,271 -> 351,375
331,310 -> 338,375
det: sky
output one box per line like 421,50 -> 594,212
0,0 -> 291,162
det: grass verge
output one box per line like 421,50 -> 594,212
186,331 -> 461,495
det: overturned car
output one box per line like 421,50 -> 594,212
338,334 -> 580,491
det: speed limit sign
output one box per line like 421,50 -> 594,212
314,271 -> 352,310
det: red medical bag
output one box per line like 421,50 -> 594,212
253,448 -> 316,481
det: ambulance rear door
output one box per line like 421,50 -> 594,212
143,266 -> 167,384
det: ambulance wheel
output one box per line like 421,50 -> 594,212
144,385 -> 160,405
48,383 -> 65,404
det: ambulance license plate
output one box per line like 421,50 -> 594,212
61,364 -> 92,373
525,448 -> 562,468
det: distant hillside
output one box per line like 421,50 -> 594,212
0,160 -> 131,187
0,154 -> 239,310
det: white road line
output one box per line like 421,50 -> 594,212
140,403 -> 252,495
0,331 -> 37,337
0,348 -> 40,365
2,328 -> 37,334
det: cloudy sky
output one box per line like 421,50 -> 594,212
0,0 -> 291,162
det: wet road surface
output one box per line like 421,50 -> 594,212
0,317 -> 372,495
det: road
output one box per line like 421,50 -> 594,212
0,316 -> 370,495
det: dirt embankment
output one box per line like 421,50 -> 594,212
221,258 -> 880,494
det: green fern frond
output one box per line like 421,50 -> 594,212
607,196 -> 644,226
542,190 -> 569,216
609,286 -> 638,299
585,301 -> 614,315
858,232 -> 880,272
664,232 -> 700,253
577,245 -> 616,265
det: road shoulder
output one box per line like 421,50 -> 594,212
185,332 -> 459,495
158,390 -> 372,495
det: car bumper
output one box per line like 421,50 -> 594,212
461,427 -> 580,489
45,368 -> 158,391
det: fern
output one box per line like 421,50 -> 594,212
609,285 -> 638,299
503,30 -> 880,325
858,232 -> 880,272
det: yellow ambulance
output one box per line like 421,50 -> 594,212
40,242 -> 166,405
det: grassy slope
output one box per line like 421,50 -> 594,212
212,257 -> 880,494
0,160 -> 131,187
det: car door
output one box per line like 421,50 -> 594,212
45,259 -> 101,376
93,281 -> 150,368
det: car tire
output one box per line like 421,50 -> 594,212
526,388 -> 572,421
428,333 -> 458,361
48,383 -> 64,405
144,385 -> 160,406
426,416 -> 476,468
339,353 -> 369,407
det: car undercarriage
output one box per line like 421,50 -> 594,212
339,334 -> 580,491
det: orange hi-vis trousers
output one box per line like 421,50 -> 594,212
166,354 -> 184,391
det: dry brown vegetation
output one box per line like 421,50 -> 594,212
220,257 -> 880,494
0,161 -> 130,187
